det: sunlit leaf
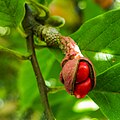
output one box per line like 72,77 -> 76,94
89,62 -> 120,120
0,0 -> 25,27
0,26 -> 10,36
70,9 -> 120,119
71,9 -> 120,75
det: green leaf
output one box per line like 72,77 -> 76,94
0,0 -> 25,27
49,48 -> 64,63
38,0 -> 53,5
70,8 -> 120,119
89,62 -> 120,120
18,60 -> 39,112
83,0 -> 104,21
18,48 -> 56,112
0,26 -> 10,36
71,9 -> 120,75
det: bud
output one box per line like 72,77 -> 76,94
45,16 -> 65,28
41,26 -> 61,47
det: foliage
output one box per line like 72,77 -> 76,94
71,8 -> 120,120
0,0 -> 120,120
0,0 -> 25,27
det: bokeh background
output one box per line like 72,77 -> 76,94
0,0 -> 120,120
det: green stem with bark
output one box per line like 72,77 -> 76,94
26,34 -> 55,120
22,4 -> 55,119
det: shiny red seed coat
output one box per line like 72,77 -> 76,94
74,78 -> 92,98
76,61 -> 90,83
74,61 -> 91,98
60,59 -> 93,99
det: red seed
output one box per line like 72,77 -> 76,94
73,78 -> 92,98
76,61 -> 89,83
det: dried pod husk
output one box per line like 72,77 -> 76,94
60,59 -> 79,94
60,57 -> 96,98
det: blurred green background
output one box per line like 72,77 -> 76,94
0,0 -> 120,120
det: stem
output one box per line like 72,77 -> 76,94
34,44 -> 47,49
0,45 -> 30,60
26,35 -> 55,120
48,86 -> 65,94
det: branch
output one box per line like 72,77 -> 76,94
26,35 -> 55,120
47,86 -> 65,93
0,45 -> 30,60
23,4 -> 55,119
34,44 -> 47,49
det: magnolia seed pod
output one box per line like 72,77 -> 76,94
60,57 -> 96,98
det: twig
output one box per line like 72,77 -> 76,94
26,34 -> 55,120
22,4 -> 55,119
48,86 -> 65,94
0,45 -> 30,60
34,44 -> 47,49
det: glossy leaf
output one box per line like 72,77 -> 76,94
38,0 -> 53,5
18,48 -> 57,112
83,0 -> 104,21
71,9 -> 120,75
0,0 -> 25,27
42,8 -> 120,119
89,62 -> 120,120
49,48 -> 64,63
69,8 -> 120,119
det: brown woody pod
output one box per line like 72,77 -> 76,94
60,57 -> 96,98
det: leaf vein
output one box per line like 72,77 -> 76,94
104,36 -> 120,49
84,18 -> 120,50
82,49 -> 120,56
92,90 -> 120,95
